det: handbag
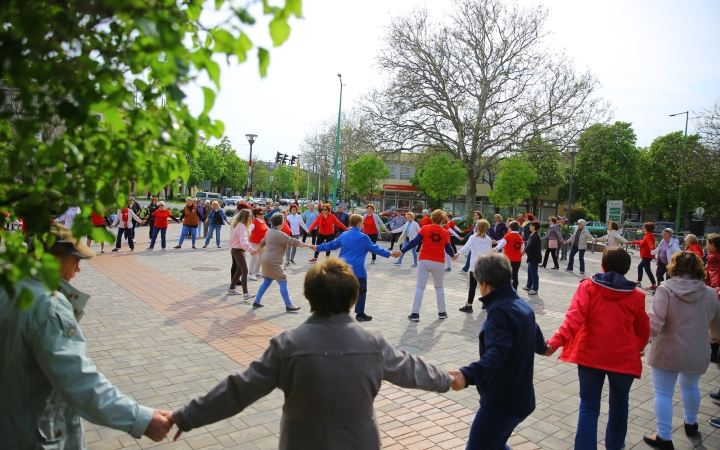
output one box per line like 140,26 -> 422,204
549,239 -> 558,249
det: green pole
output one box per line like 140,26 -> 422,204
671,111 -> 688,230
332,74 -> 343,207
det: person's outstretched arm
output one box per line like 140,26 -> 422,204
381,336 -> 451,392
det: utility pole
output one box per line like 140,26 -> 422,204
332,74 -> 343,207
670,111 -> 689,230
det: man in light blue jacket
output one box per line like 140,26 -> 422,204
0,224 -> 172,448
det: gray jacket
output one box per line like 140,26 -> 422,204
567,226 -> 594,250
173,313 -> 451,450
0,279 -> 152,449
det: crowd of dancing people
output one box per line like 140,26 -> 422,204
43,196 -> 720,449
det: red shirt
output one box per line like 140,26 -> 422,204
631,232 -> 656,259
309,214 -> 347,236
686,243 -> 703,260
502,232 -> 524,263
364,215 -> 378,235
420,216 -> 432,227
90,212 -> 106,226
282,221 -> 292,236
151,209 -> 175,228
705,252 -> 720,288
444,221 -> 456,230
418,224 -> 450,263
250,219 -> 269,244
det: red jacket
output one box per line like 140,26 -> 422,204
686,243 -> 704,260
631,232 -> 656,259
419,217 -> 432,227
309,213 -> 347,236
705,251 -> 720,288
547,275 -> 650,378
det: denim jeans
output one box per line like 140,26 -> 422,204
205,223 -> 221,246
651,367 -> 702,440
575,365 -> 634,450
466,407 -> 525,450
462,250 -> 472,272
149,227 -> 167,249
637,257 -> 656,285
525,262 -> 539,291
355,278 -> 368,314
254,278 -> 291,307
114,227 -> 135,250
566,247 -> 586,272
397,241 -> 418,265
177,225 -> 197,246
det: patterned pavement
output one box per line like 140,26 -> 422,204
72,224 -> 720,449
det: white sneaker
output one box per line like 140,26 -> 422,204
133,240 -> 137,244
243,293 -> 256,300
145,247 -> 153,251
227,289 -> 241,295
249,274 -> 258,281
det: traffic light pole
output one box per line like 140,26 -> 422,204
295,156 -> 300,204
332,74 -> 342,207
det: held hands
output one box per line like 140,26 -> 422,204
391,250 -> 402,258
144,409 -> 174,442
448,369 -> 466,391
451,254 -> 459,261
543,343 -> 555,357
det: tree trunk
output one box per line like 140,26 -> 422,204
599,201 -> 607,223
465,172 -> 477,221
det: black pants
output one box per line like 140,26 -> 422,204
148,220 -> 155,239
510,261 -> 521,290
656,260 -> 669,284
388,232 -> 400,250
367,233 -> 378,260
542,248 -> 558,268
314,233 -> 334,258
115,228 -> 134,250
302,228 -> 317,245
637,257 -> 656,285
230,248 -> 248,293
467,272 -> 478,304
129,222 -> 137,240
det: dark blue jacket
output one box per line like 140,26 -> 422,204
489,221 -> 508,241
315,227 -> 390,278
459,282 -> 547,418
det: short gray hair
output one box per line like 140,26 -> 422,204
663,228 -> 674,236
474,253 -> 512,289
270,212 -> 284,227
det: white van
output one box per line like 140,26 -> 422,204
196,192 -> 225,208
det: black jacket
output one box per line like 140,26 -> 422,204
524,233 -> 542,264
146,203 -> 159,222
459,283 -> 547,417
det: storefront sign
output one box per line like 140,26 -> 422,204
382,184 -> 417,191
607,200 -> 624,223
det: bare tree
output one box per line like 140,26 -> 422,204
695,99 -> 720,151
360,0 -> 609,216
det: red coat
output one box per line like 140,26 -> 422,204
309,213 -> 347,236
705,252 -> 720,288
419,217 -> 432,227
686,243 -> 704,260
631,232 -> 656,259
547,278 -> 650,378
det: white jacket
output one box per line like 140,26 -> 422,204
392,220 -> 420,243
651,237 -> 682,264
111,209 -> 142,229
286,213 -> 309,235
361,213 -> 387,233
457,234 -> 493,272
596,230 -> 627,249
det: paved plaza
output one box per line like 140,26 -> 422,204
76,224 -> 720,450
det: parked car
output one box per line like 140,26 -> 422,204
654,221 -> 676,231
622,219 -> 645,229
196,192 -> 226,208
379,208 -> 409,217
569,221 -> 606,236
227,196 -> 244,206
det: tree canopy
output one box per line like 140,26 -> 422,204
0,0 -> 301,304
272,164 -> 296,197
488,157 -> 537,209
347,154 -> 390,199
411,155 -> 466,210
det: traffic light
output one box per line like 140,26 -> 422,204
290,155 -> 297,166
336,186 -> 342,200
282,154 -> 288,165
275,152 -> 282,164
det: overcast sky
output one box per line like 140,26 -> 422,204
187,0 -> 720,161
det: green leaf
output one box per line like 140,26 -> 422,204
258,47 -> 270,77
16,288 -> 34,310
206,59 -> 220,89
269,18 -> 291,47
202,87 -> 216,114
286,0 -> 303,17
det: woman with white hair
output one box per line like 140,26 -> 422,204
142,202 -> 179,251
564,219 -> 594,275
651,228 -> 682,285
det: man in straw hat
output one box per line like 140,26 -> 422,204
0,224 -> 173,448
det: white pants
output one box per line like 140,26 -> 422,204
249,242 -> 263,274
412,260 -> 446,314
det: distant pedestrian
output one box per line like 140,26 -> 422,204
251,213 -> 314,311
559,217 -> 570,260
522,221 -> 542,295
705,234 -> 720,289
307,204 -> 348,263
248,208 -> 268,281
564,219 -> 593,275
264,202 -> 281,223
594,221 -> 627,249
419,209 -> 432,227
300,202 -> 319,244
227,209 -> 257,300
630,222 -> 657,290
196,199 -> 206,238
385,212 -> 407,251
174,197 -> 200,249
493,221 -> 524,290
448,252 -> 548,450
284,205 -> 309,265
456,219 -> 492,313
546,247 -> 650,450
392,212 -> 421,267
540,216 -> 564,270
143,201 -> 179,250
203,200 -> 211,237
460,211 -> 483,273
334,205 -> 349,238
146,197 -> 159,239
651,228 -> 681,284
110,200 -> 142,252
488,214 -> 508,251
683,234 -> 704,259
56,205 -> 81,231
129,196 -> 142,242
520,213 -> 535,241
87,210 -> 108,253
362,204 -> 387,265
203,201 -> 231,248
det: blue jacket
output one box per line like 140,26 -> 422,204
207,209 -> 228,225
316,227 -> 391,278
489,221 -> 508,241
264,208 -> 282,221
459,282 -> 547,418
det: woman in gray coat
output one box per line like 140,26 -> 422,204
643,251 -> 720,449
540,216 -> 565,270
166,258 -> 453,450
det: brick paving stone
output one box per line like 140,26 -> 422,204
70,224 -> 720,448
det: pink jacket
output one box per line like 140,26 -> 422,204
229,223 -> 254,252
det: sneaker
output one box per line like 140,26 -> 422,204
528,290 -> 538,295
286,305 -> 301,312
133,240 -> 137,244
459,305 -> 473,313
393,261 -> 402,265
710,391 -> 720,400
309,258 -> 318,263
203,244 -> 208,248
243,293 -> 256,300
460,269 -> 468,274
284,261 -> 290,267
192,246 -> 197,249
146,247 -> 153,251
356,313 -> 372,322
162,248 -> 166,251
227,289 -> 241,295
174,245 -> 181,249
643,433 -> 674,449
407,313 -> 420,322
579,271 -> 585,275
648,285 -> 657,291
130,248 -> 134,252
111,248 -> 119,252
444,267 -> 451,272
635,281 -> 642,286
411,263 -> 417,268
438,312 -> 448,319
564,268 -> 572,272
710,417 -> 720,428
371,260 -> 375,265
290,260 -> 295,264
249,274 -> 258,281
522,286 -> 530,291
551,267 -> 559,270
252,302 -> 264,309
684,421 -> 698,437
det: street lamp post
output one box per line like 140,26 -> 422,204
567,144 -> 578,224
670,111 -> 689,230
245,134 -> 257,199
332,74 -> 343,207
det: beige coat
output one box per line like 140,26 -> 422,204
173,313 -> 451,450
647,275 -> 720,374
567,226 -> 594,250
259,228 -> 300,281
596,230 -> 627,248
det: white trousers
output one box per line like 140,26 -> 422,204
412,260 -> 446,314
249,242 -> 263,274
